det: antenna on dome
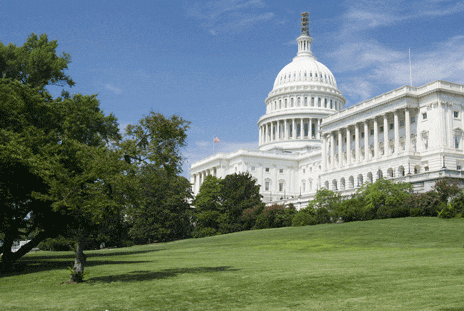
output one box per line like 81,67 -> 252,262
301,12 -> 310,35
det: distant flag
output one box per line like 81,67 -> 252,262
214,136 -> 221,143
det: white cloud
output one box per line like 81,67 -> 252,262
105,84 -> 123,95
325,1 -> 464,103
185,0 -> 274,35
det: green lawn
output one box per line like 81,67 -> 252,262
2,217 -> 464,310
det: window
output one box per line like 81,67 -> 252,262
422,113 -> 427,120
370,129 -> 374,136
324,98 -> 327,108
455,136 -> 460,149
318,98 -> 321,107
303,169 -> 305,174
291,98 -> 294,107
455,111 -> 459,118
265,167 -> 270,173
400,120 -> 405,127
380,126 -> 384,133
458,166 -> 462,171
353,134 -> 356,140
411,116 -> 416,123
279,169 -> 284,174
390,123 -> 394,130
279,182 -> 284,192
311,97 -> 315,106
361,132 -> 365,138
265,181 -> 270,191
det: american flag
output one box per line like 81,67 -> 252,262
213,137 -> 221,143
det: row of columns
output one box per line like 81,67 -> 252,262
267,96 -> 341,112
322,108 -> 413,171
259,118 -> 322,145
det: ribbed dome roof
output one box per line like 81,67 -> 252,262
273,56 -> 337,90
270,32 -> 338,93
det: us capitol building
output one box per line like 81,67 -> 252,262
190,13 -> 464,208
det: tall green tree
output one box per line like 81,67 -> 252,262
193,172 -> 264,236
128,167 -> 193,243
219,172 -> 263,233
0,33 -> 74,88
192,175 -> 224,237
121,112 -> 192,244
46,93 -> 121,282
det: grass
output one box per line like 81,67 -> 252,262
1,217 -> 464,310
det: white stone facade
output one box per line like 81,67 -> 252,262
190,26 -> 464,209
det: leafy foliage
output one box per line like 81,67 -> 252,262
193,173 -> 264,236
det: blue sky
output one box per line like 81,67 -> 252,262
1,0 -> 464,177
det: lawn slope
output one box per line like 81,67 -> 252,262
1,217 -> 464,311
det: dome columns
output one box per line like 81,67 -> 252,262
258,117 -> 324,149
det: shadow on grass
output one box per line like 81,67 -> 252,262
19,248 -> 163,261
1,249 -> 162,278
85,266 -> 239,283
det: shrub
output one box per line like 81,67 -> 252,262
292,211 -> 317,226
38,235 -> 75,251
254,204 -> 294,229
404,191 -> 441,217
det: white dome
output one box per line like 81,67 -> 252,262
273,55 -> 338,91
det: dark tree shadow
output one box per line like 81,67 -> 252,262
0,249 -> 162,278
17,248 -> 163,261
85,266 -> 239,283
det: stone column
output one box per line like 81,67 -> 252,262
277,120 -> 281,141
292,119 -> 296,139
322,135 -> 327,171
405,109 -> 411,153
364,121 -> 369,161
346,126 -> 351,165
309,119 -> 313,138
338,130 -> 343,168
355,123 -> 360,163
330,132 -> 335,170
383,114 -> 388,156
374,117 -> 379,158
394,110 -> 399,154
300,118 -> 304,139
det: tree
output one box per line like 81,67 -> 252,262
128,167 -> 193,243
0,33 -> 76,270
193,172 -> 264,236
192,175 -> 223,237
0,33 -> 74,89
432,178 -> 462,204
121,112 -> 190,176
121,112 -> 192,244
307,188 -> 341,212
46,92 -> 122,282
219,172 -> 264,233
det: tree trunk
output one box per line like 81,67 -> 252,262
1,234 -> 14,273
71,232 -> 87,283
11,230 -> 49,261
